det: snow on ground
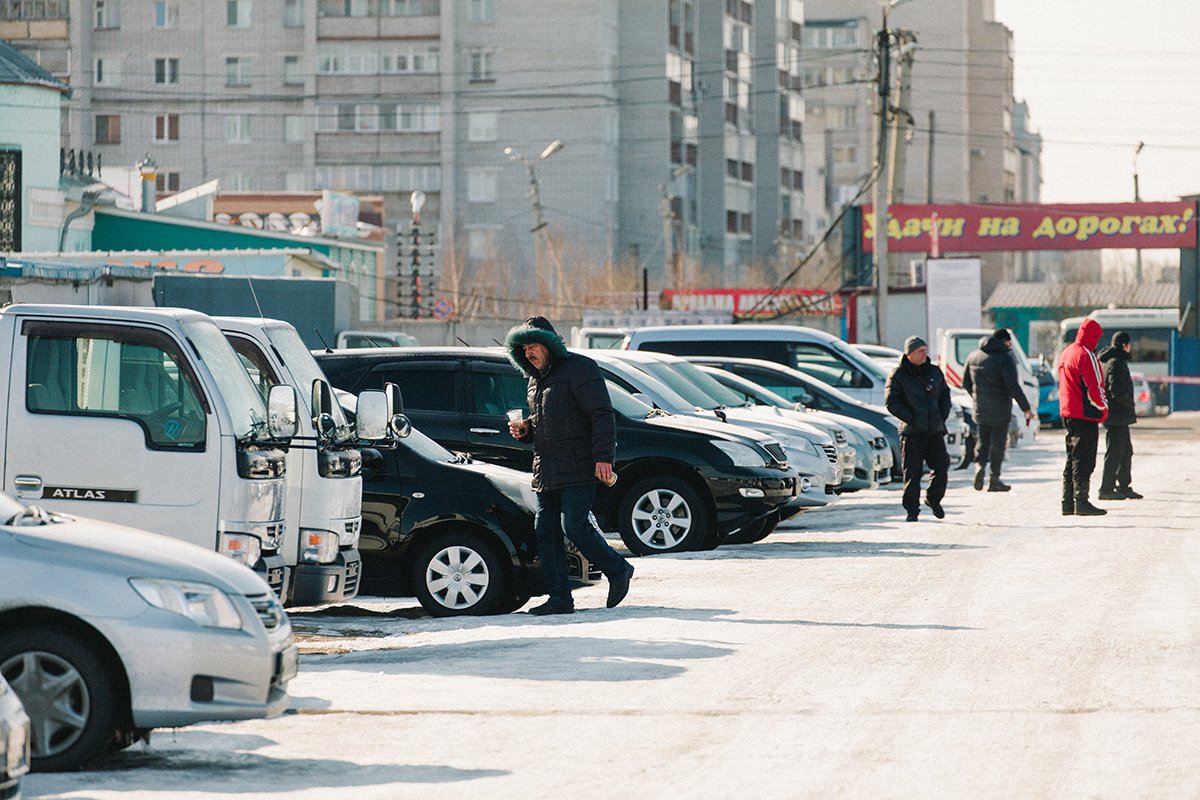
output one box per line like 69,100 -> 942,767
26,416 -> 1200,799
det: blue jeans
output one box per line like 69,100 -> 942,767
534,484 -> 628,604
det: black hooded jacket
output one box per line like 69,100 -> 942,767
961,335 -> 1032,426
1099,345 -> 1137,427
885,355 -> 952,436
504,316 -> 617,491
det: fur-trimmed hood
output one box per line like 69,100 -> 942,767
505,316 -> 570,376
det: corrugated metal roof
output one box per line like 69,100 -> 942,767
986,281 -> 1178,310
0,39 -> 69,93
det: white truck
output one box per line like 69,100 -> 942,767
218,316 -> 397,607
0,304 -> 304,594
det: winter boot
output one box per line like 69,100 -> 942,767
987,477 -> 1011,492
973,466 -> 986,491
1074,497 -> 1107,516
1120,487 -> 1144,499
1061,482 -> 1075,516
1097,488 -> 1125,501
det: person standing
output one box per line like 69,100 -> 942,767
961,328 -> 1035,492
1057,317 -> 1108,516
505,316 -> 635,615
885,336 -> 952,522
1098,331 -> 1143,501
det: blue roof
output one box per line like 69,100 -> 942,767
0,39 -> 69,93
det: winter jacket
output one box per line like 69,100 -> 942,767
1099,345 -> 1137,427
505,316 -> 617,491
961,335 -> 1032,426
1057,317 -> 1108,423
885,355 -> 952,436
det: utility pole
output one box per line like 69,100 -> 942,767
873,15 -> 892,346
927,110 -> 936,203
1133,141 -> 1144,283
889,31 -> 916,205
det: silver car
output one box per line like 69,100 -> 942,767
0,493 -> 297,772
0,675 -> 29,800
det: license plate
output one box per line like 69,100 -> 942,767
277,644 -> 299,683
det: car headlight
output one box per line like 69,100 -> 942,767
129,578 -> 244,630
301,529 -> 340,564
218,532 -> 262,567
487,472 -> 538,510
777,435 -> 820,457
712,440 -> 770,467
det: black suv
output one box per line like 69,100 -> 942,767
316,347 -> 800,555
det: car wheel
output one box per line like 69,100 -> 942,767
411,530 -> 510,617
0,628 -> 120,772
723,515 -> 777,545
617,476 -> 712,555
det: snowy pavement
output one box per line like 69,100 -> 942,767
27,416 -> 1200,799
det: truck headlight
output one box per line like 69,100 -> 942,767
301,530 -> 340,564
129,578 -> 244,630
712,440 -> 769,467
218,532 -> 262,567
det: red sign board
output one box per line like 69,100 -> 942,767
862,202 -> 1198,253
662,288 -> 842,318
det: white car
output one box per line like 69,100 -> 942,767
0,675 -> 29,799
0,493 -> 297,771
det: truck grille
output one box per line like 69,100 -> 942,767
833,430 -> 847,445
247,593 -> 283,630
763,443 -> 787,465
873,436 -> 887,449
343,558 -> 361,597
262,521 -> 284,550
821,445 -> 838,464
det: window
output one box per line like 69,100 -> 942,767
227,338 -> 280,401
95,114 -> 120,144
832,146 -> 857,164
95,0 -> 119,28
284,0 -> 303,26
283,55 -> 304,84
468,0 -> 493,21
467,110 -> 497,142
726,210 -> 737,233
284,114 -> 306,142
226,0 -> 250,27
826,105 -> 857,129
355,104 -> 380,132
225,114 -> 251,143
467,228 -> 496,260
226,56 -> 251,85
156,171 -> 181,193
93,56 -> 122,86
468,370 -> 528,416
26,329 -> 207,450
154,57 -> 179,84
153,113 -> 180,142
372,367 -> 457,413
225,171 -> 252,190
467,168 -> 497,203
788,344 -> 871,389
740,212 -> 752,234
153,0 -> 177,27
468,49 -> 494,81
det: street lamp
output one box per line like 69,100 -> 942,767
1133,141 -> 1144,282
660,164 -> 694,289
505,140 -> 565,293
404,190 -> 427,318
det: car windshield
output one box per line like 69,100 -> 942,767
607,381 -> 655,419
708,370 -> 792,409
0,493 -> 24,524
636,360 -> 721,409
265,325 -> 349,431
667,360 -> 752,407
183,318 -> 269,440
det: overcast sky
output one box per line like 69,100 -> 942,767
993,1 -> 1200,204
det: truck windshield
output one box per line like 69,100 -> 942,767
265,325 -> 350,433
183,319 -> 270,440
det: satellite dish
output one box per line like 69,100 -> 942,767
266,212 -> 289,231
215,212 -> 233,224
239,212 -> 263,229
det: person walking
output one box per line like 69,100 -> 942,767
885,336 -> 952,522
1057,317 -> 1109,516
1098,330 -> 1143,501
961,328 -> 1035,492
505,316 -> 635,615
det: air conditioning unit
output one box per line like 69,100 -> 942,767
909,259 -> 926,287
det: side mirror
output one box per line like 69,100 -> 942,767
267,384 -> 298,440
383,383 -> 410,438
391,413 -> 412,439
311,379 -> 334,439
356,390 -> 390,441
799,392 -> 814,406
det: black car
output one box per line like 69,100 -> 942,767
316,347 -> 800,555
352,420 -> 597,617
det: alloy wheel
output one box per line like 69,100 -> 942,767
630,488 -> 694,550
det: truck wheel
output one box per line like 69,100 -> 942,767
617,477 -> 712,555
411,530 -> 509,617
0,628 -> 120,772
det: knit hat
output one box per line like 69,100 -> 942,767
1112,330 -> 1131,348
505,316 -> 570,376
992,327 -> 1012,342
904,335 -> 927,354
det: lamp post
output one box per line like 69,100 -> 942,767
1133,141 -> 1144,282
504,140 -> 565,293
660,164 -> 694,290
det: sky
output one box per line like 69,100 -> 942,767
993,0 -> 1200,204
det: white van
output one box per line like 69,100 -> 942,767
623,324 -> 889,406
1060,308 -> 1176,412
0,304 -> 299,595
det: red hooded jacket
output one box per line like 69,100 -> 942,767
1057,317 -> 1108,422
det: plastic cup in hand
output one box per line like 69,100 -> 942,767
506,409 -> 524,424
600,470 -> 618,487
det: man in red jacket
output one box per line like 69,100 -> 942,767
1057,317 -> 1109,516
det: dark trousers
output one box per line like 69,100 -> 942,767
900,433 -> 950,515
975,422 -> 1009,478
1100,425 -> 1133,492
534,484 -> 628,605
1062,418 -> 1100,505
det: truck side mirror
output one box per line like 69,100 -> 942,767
355,390 -> 390,441
267,384 -> 298,440
383,382 -> 410,438
311,379 -> 335,439
390,413 -> 412,439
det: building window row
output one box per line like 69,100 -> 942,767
725,210 -> 753,235
316,0 -> 438,17
804,25 -> 859,49
726,159 -> 753,183
314,163 -> 441,192
723,0 -> 752,24
780,167 -> 803,192
316,103 -> 441,132
0,1 -> 67,20
89,0 -> 308,29
317,43 -> 440,75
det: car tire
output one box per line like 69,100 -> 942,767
723,515 -> 777,545
0,628 -> 120,772
617,476 -> 712,555
410,529 -> 510,617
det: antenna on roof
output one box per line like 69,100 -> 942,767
314,327 -> 333,353
456,337 -> 471,347
491,338 -> 502,346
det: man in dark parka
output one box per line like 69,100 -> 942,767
961,328 -> 1034,492
505,316 -> 634,615
1098,330 -> 1143,501
885,335 -> 953,522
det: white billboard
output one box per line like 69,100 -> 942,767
924,258 -> 982,362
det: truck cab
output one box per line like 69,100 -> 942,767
0,304 -> 298,596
